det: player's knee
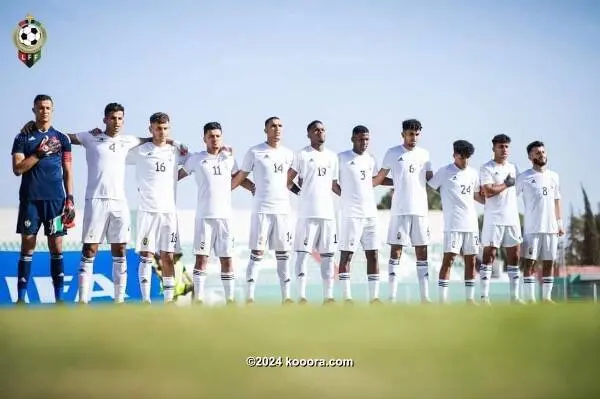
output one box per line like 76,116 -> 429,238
111,244 -> 126,257
414,246 -> 428,260
389,246 -> 402,259
82,244 -> 97,259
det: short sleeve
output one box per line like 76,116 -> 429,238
423,151 -> 432,172
75,131 -> 90,147
11,134 -> 25,155
331,153 -> 339,180
231,158 -> 239,175
59,132 -> 72,153
474,171 -> 481,191
291,152 -> 301,176
381,149 -> 393,171
513,164 -> 520,177
124,135 -> 142,151
516,173 -> 525,194
371,155 -> 379,177
240,149 -> 255,173
182,154 -> 195,175
125,147 -> 140,165
427,167 -> 445,190
553,173 -> 561,199
479,166 -> 494,186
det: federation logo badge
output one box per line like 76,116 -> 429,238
13,14 -> 47,68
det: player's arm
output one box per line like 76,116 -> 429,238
372,168 -> 390,187
177,168 -> 189,181
240,177 -> 256,195
332,180 -> 341,196
12,153 -> 39,176
474,190 -> 485,205
11,134 -> 60,176
425,159 -> 433,182
482,170 -> 515,198
554,175 -> 564,236
287,168 -> 301,195
425,170 -> 433,181
231,170 -> 250,190
62,151 -> 74,199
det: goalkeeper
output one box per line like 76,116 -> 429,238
10,95 -> 76,305
152,252 -> 193,300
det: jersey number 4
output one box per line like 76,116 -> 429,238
109,143 -> 117,152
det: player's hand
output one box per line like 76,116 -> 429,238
177,143 -> 189,156
62,195 -> 76,229
35,136 -> 61,158
504,175 -> 516,187
21,120 -> 36,134
220,145 -> 233,155
89,128 -> 103,136
558,227 -> 565,237
250,182 -> 256,196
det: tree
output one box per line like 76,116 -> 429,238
581,187 -> 600,265
565,205 -> 584,266
377,186 -> 442,210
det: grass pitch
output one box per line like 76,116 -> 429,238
1,302 -> 599,399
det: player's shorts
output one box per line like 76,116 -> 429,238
387,215 -> 430,247
194,218 -> 234,257
481,223 -> 522,248
522,233 -> 558,261
249,213 -> 292,252
294,218 -> 337,254
339,217 -> 379,252
16,199 -> 66,237
82,198 -> 130,244
444,231 -> 480,255
135,211 -> 178,254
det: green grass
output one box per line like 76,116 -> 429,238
1,302 -> 599,399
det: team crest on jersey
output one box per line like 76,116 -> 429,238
528,247 -> 533,255
24,220 -> 31,228
199,241 -> 205,250
142,237 -> 148,246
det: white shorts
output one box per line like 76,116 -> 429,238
82,199 -> 131,244
481,223 -> 522,248
444,231 -> 480,255
387,215 -> 430,246
249,213 -> 292,252
339,217 -> 379,252
193,218 -> 234,257
135,211 -> 178,254
294,218 -> 337,254
522,233 -> 558,261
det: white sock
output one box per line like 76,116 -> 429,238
163,276 -> 175,302
295,251 -> 308,299
388,258 -> 400,302
367,274 -> 380,301
276,252 -> 291,301
507,265 -> 520,300
416,260 -> 430,300
320,253 -> 335,300
479,264 -> 492,300
245,253 -> 262,301
78,256 -> 94,303
112,257 -> 127,303
138,256 -> 153,302
524,276 -> 536,302
542,276 -> 554,301
193,269 -> 207,302
221,272 -> 235,302
465,279 -> 475,301
338,272 -> 351,300
438,279 -> 449,304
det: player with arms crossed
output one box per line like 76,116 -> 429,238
231,116 -> 297,305
516,141 -> 564,304
127,112 -> 188,304
336,125 -> 384,304
373,119 -> 433,303
479,134 -> 523,304
427,140 -> 485,304
288,120 -> 340,304
181,122 -> 254,305
11,94 -> 75,304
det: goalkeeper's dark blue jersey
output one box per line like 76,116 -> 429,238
11,127 -> 72,202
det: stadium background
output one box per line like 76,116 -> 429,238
0,207 -> 573,305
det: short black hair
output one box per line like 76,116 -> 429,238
104,102 -> 125,117
149,112 -> 170,124
33,94 -> 52,105
204,121 -> 222,134
492,134 -> 511,145
352,125 -> 369,135
526,140 -> 544,154
453,140 -> 475,158
402,119 -> 422,131
307,120 -> 323,132
265,116 -> 280,127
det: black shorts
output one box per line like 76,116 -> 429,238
16,199 -> 66,236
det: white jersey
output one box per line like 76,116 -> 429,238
381,145 -> 432,217
516,168 -> 561,234
337,150 -> 378,218
428,163 -> 480,232
76,131 -> 141,200
480,160 -> 520,226
292,146 -> 338,219
183,150 -> 238,219
127,142 -> 187,213
240,142 -> 294,214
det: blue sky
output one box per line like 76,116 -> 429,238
1,0 -> 599,215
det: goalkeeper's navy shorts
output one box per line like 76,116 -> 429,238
16,200 -> 66,237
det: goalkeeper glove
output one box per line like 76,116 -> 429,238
504,174 -> 516,187
62,195 -> 76,229
35,136 -> 61,158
